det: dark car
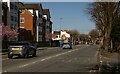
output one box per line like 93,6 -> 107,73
8,41 -> 36,59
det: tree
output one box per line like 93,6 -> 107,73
88,29 -> 99,42
0,23 -> 18,40
111,15 -> 120,51
79,34 -> 86,41
79,34 -> 89,44
87,2 -> 120,50
63,30 -> 80,45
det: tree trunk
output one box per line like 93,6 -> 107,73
104,23 -> 112,51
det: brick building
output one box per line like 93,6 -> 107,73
19,4 -> 45,46
19,9 -> 37,42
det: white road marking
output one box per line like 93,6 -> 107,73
19,64 -> 29,68
31,62 -> 37,64
89,70 -> 97,72
93,70 -> 96,72
2,58 -> 9,61
3,70 -> 7,72
89,70 -> 92,72
41,59 -> 46,61
68,51 -> 72,53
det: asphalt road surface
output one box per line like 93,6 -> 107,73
2,45 -> 99,72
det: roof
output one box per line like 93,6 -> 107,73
18,2 -> 25,9
43,9 -> 51,18
53,31 -> 60,35
19,4 -> 43,12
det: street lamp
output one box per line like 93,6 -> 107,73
60,18 -> 62,31
59,18 -> 62,48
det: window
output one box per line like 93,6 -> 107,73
11,24 -> 14,29
39,32 -> 41,35
38,14 -> 42,18
15,17 -> 17,22
2,10 -> 3,16
15,5 -> 18,10
47,26 -> 49,29
10,3 -> 14,9
11,16 -> 13,21
38,14 -> 40,18
56,35 -> 58,38
20,18 -> 25,23
39,23 -> 42,27
39,23 -> 41,26
14,25 -> 16,29
20,10 -> 25,14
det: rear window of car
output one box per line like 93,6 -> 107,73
10,42 -> 29,46
63,43 -> 69,44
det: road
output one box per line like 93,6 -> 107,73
2,45 -> 99,72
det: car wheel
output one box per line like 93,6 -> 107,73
8,54 -> 13,59
32,50 -> 36,57
24,51 -> 29,58
70,47 -> 72,49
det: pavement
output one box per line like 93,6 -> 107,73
97,50 -> 120,73
2,44 -> 99,72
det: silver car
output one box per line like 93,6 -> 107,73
8,41 -> 36,59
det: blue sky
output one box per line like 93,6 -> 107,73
20,1 -> 96,34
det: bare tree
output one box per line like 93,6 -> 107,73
64,30 -> 80,45
88,29 -> 99,43
88,2 -> 120,50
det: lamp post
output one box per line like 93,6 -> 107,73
60,18 -> 62,31
59,18 -> 62,48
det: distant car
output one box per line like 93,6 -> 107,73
89,42 -> 94,45
75,41 -> 79,45
62,43 -> 72,49
8,41 -> 36,59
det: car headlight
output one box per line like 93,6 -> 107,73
19,47 -> 23,50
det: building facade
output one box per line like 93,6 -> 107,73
2,1 -> 19,41
43,9 -> 52,42
2,1 -> 19,49
2,3 -> 8,25
9,2 -> 19,30
19,9 -> 37,42
19,4 -> 44,45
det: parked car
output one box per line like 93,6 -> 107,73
8,41 -> 36,59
